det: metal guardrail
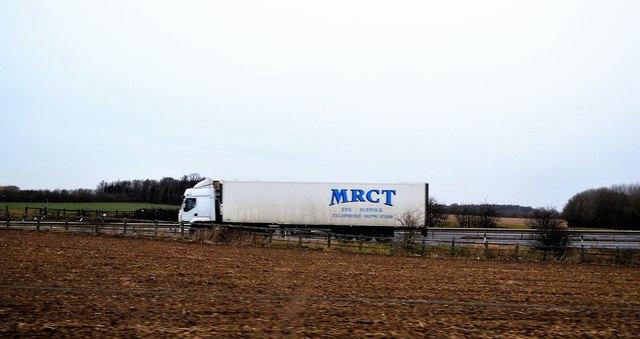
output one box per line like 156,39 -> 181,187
3,220 -> 640,249
421,227 -> 640,250
3,221 -> 640,265
425,227 -> 640,235
3,219 -> 188,237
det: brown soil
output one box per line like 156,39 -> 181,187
1,230 -> 639,337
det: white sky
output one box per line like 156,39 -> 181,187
1,0 -> 639,208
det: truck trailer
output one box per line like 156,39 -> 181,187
179,179 -> 428,239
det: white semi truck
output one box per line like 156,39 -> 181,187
179,179 -> 428,238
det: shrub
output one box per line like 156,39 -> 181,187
191,227 -> 265,246
452,203 -> 501,228
398,208 -> 424,249
526,207 -> 570,251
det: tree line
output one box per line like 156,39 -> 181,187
448,203 -> 535,218
562,184 -> 640,230
429,183 -> 640,230
0,174 -> 204,206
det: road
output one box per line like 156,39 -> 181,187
417,229 -> 640,249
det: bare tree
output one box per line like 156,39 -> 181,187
426,197 -> 448,228
526,207 -> 570,251
475,204 -> 501,228
453,203 -> 501,228
453,204 -> 476,228
398,207 -> 424,249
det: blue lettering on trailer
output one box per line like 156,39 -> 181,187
366,190 -> 380,203
351,189 -> 366,202
330,189 -> 350,206
330,189 -> 396,206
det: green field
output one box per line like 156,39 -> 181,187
2,202 -> 178,212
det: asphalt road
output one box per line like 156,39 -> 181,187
417,230 -> 640,249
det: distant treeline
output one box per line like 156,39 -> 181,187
447,184 -> 640,229
95,174 -> 204,205
446,204 -> 536,218
0,174 -> 204,206
562,184 -> 640,230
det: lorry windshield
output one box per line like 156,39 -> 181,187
183,198 -> 196,212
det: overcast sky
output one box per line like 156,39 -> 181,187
1,1 -> 638,208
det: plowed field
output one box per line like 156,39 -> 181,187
1,230 -> 639,337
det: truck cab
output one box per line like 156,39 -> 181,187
179,178 -> 219,224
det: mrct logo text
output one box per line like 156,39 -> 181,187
329,189 -> 396,206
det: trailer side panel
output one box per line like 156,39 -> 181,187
221,181 -> 426,227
